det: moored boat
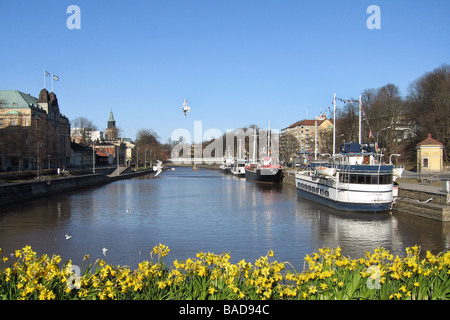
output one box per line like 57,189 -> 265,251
231,159 -> 246,176
244,122 -> 283,184
295,142 -> 395,212
245,157 -> 283,183
219,147 -> 233,174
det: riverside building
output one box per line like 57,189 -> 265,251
0,89 -> 70,171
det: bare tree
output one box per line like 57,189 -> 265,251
134,129 -> 162,166
362,84 -> 404,155
71,116 -> 98,144
281,132 -> 299,163
406,64 -> 450,161
336,101 -> 360,143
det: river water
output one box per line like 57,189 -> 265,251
0,167 -> 449,270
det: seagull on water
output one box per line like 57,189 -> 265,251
65,234 -> 72,240
182,98 -> 191,117
102,248 -> 108,256
126,208 -> 131,214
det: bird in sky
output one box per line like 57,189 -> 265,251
102,248 -> 108,256
182,98 -> 191,117
65,234 -> 72,240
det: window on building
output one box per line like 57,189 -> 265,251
423,158 -> 429,168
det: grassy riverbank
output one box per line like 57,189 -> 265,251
1,244 -> 449,300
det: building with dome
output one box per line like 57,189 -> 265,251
0,89 -> 70,171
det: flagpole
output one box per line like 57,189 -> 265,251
44,70 -> 46,89
51,74 -> 54,92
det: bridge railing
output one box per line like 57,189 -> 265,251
167,158 -> 223,165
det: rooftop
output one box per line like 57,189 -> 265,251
0,90 -> 42,110
417,133 -> 443,146
286,118 -> 333,129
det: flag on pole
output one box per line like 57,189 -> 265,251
44,70 -> 51,88
51,74 -> 59,92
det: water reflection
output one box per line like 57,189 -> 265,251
0,167 -> 448,271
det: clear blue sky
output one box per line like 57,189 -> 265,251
1,0 -> 448,143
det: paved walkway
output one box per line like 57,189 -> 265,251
399,170 -> 449,194
398,182 -> 445,194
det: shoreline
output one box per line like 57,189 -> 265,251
0,168 -> 157,207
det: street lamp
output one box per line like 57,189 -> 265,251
36,140 -> 43,180
145,148 -> 147,169
92,140 -> 95,173
376,126 -> 392,152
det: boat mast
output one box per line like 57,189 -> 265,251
267,120 -> 271,157
359,95 -> 362,144
238,139 -> 242,160
315,119 -> 317,160
333,93 -> 336,156
252,128 -> 257,163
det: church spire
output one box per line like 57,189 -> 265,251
107,110 -> 115,129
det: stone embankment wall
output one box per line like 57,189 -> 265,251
282,169 -> 296,186
393,198 -> 450,221
0,169 -> 154,206
395,186 -> 449,221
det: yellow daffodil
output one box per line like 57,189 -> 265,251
208,287 -> 217,295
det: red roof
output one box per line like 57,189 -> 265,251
95,149 -> 110,157
287,119 -> 332,128
417,133 -> 443,146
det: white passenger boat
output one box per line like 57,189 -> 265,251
295,142 -> 395,212
231,159 -> 246,176
219,147 -> 233,174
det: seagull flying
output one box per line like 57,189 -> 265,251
182,98 -> 191,117
102,248 -> 108,256
65,234 -> 72,240
126,208 -> 131,214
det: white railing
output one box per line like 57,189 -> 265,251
167,157 -> 222,164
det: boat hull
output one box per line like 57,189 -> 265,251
231,167 -> 246,176
245,168 -> 283,183
220,167 -> 231,174
296,187 -> 390,212
295,173 -> 392,213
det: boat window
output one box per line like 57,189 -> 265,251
357,175 -> 365,184
320,189 -> 324,195
339,173 -> 349,183
325,190 -> 329,197
379,174 -> 393,184
346,174 -> 393,184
